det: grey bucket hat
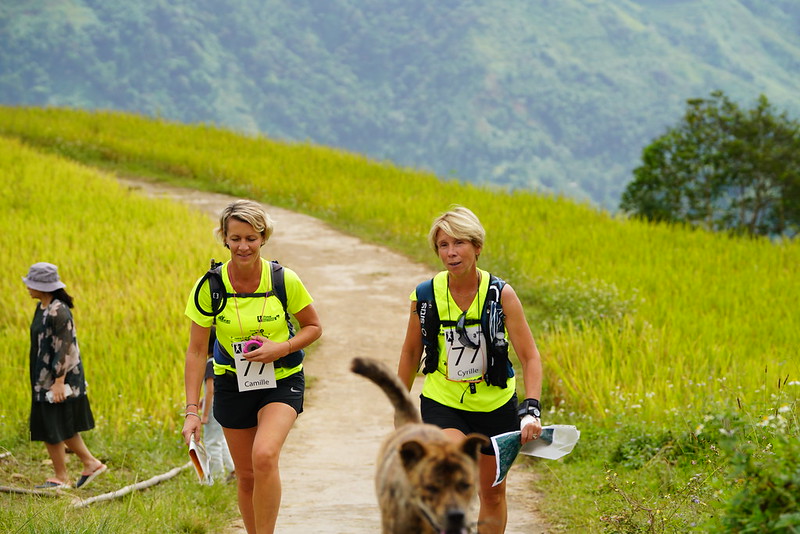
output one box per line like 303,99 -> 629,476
22,262 -> 67,292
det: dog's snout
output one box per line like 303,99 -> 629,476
444,508 -> 466,532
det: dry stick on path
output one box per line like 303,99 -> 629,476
1,463 -> 193,506
71,462 -> 192,508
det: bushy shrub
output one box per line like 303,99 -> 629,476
609,431 -> 674,470
599,398 -> 799,533
719,422 -> 800,531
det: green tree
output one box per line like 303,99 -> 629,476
621,91 -> 800,238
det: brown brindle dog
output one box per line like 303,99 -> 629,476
351,357 -> 488,534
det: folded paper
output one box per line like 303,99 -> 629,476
491,425 -> 581,486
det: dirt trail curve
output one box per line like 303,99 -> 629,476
121,178 -> 548,534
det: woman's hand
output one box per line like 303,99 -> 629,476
520,415 -> 543,445
181,413 -> 202,445
50,381 -> 67,403
242,335 -> 289,364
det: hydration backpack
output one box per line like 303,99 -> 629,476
415,274 -> 514,388
194,259 -> 303,368
194,259 -> 289,317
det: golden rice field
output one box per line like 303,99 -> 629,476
0,106 -> 797,432
0,136 -> 218,433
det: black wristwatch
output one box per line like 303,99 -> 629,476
517,398 -> 541,419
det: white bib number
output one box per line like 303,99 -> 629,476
231,341 -> 277,391
444,325 -> 486,382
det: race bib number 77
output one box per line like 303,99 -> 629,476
231,341 -> 277,392
444,325 -> 486,382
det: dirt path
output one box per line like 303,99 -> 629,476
121,178 -> 549,533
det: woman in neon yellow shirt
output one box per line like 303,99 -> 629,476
397,206 -> 543,534
182,200 -> 322,534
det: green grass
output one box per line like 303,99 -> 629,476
0,140 -> 236,532
2,106 -> 797,421
0,425 -> 238,534
0,106 -> 797,531
0,136 -> 219,432
530,372 -> 799,532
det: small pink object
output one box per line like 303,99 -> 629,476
244,339 -> 263,353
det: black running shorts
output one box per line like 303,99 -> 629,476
213,369 -> 304,429
420,394 -> 518,456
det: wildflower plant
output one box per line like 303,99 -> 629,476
597,373 -> 799,532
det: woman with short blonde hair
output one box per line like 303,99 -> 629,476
183,199 -> 322,534
216,199 -> 275,245
427,205 -> 486,254
399,205 -> 543,534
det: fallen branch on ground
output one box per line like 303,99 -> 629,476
71,462 -> 192,508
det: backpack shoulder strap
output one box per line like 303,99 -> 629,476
194,259 -> 227,317
270,260 -> 305,368
415,278 -> 434,305
481,274 -> 506,338
415,279 -> 439,375
415,278 -> 436,333
195,259 -> 289,318
483,273 -> 513,388
487,274 -> 506,305
270,260 -> 288,312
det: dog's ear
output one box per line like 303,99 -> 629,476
399,440 -> 427,470
461,433 -> 489,460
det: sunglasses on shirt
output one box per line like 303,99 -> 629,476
456,311 -> 481,349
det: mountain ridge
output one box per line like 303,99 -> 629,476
1,0 -> 798,209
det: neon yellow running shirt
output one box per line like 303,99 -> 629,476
411,269 -> 516,412
185,259 -> 313,379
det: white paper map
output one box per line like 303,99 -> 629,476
490,424 -> 581,486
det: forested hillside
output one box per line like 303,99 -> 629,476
2,0 -> 799,209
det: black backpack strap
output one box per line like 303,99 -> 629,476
194,260 -> 283,317
415,279 -> 440,375
482,275 -> 505,329
194,259 -> 227,317
194,259 -> 303,368
270,261 -> 288,310
269,261 -> 304,369
482,274 -> 513,388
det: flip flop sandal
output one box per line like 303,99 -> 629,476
35,478 -> 70,489
75,463 -> 107,489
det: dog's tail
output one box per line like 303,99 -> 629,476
351,357 -> 422,427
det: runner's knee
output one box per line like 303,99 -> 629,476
251,446 -> 280,475
479,484 -> 506,508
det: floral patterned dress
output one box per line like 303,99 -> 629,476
29,298 -> 94,443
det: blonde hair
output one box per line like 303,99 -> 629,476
216,200 -> 274,245
427,205 -> 485,254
